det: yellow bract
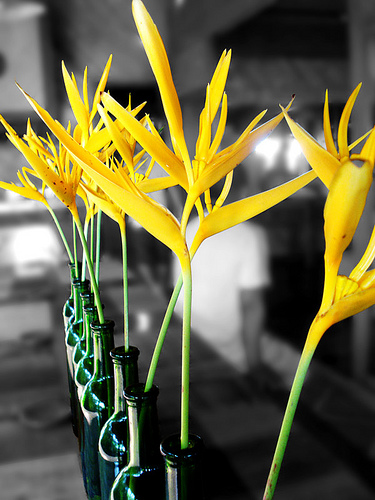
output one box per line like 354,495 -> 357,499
285,86 -> 375,349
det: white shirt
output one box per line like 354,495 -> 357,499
173,218 -> 270,372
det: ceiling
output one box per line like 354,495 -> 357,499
171,0 -> 353,108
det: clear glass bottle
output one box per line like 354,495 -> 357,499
110,384 -> 164,500
98,346 -> 140,500
161,434 -> 205,500
81,319 -> 115,500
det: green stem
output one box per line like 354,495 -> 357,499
180,264 -> 192,450
73,218 -> 79,278
46,205 -> 74,263
81,219 -> 89,282
263,343 -> 316,500
74,215 -> 105,324
145,273 -> 183,392
120,221 -> 129,352
95,209 -> 102,283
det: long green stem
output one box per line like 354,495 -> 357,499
46,205 -> 74,263
180,265 -> 192,450
73,218 -> 79,278
81,219 -> 89,282
74,215 -> 105,324
95,209 -> 102,283
263,343 -> 316,500
120,222 -> 129,351
145,273 -> 183,391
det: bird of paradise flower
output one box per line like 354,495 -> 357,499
18,0 -> 317,452
263,84 -> 375,500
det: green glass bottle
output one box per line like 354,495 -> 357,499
62,261 -> 77,331
98,346 -> 140,500
81,319 -> 115,500
161,434 -> 205,500
110,384 -> 164,500
66,279 -> 90,380
73,291 -> 95,373
75,301 -> 98,402
65,278 -> 90,436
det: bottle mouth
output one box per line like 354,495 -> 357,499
124,383 -> 159,402
110,345 -> 140,361
160,434 -> 204,463
91,319 -> 115,332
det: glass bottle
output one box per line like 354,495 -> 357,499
98,346 -> 140,500
73,291 -> 95,373
161,434 -> 205,500
62,261 -> 77,331
66,278 -> 90,380
75,301 -> 98,402
81,319 -> 115,500
110,383 -> 164,500
65,278 -> 90,436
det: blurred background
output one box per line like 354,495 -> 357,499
1,0 -> 375,499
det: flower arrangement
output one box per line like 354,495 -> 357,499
1,0 -> 375,498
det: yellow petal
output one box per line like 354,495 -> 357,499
337,83 -> 362,159
320,159 -> 373,312
81,182 -> 124,226
97,104 -> 135,178
101,92 -> 188,188
189,169 -> 317,256
89,54 -> 113,123
4,125 -> 76,210
323,90 -> 338,157
360,126 -> 375,166
132,0 -> 190,170
0,180 -> 48,205
61,62 -> 89,141
283,109 -> 341,188
350,221 -> 375,282
195,85 -> 212,163
208,50 -> 231,120
182,108 -> 288,228
137,175 -> 177,193
207,92 -> 228,163
74,152 -> 187,260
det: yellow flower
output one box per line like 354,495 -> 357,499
0,164 -> 49,207
283,85 -> 375,350
101,0 -> 312,239
19,87 -> 189,270
0,115 -> 81,220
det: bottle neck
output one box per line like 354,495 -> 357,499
82,304 -> 97,356
72,279 -> 90,323
126,384 -> 161,469
161,434 -> 205,500
111,346 -> 139,414
92,320 -> 115,379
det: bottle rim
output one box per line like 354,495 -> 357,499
160,434 -> 204,463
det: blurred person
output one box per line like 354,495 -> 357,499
172,167 -> 271,380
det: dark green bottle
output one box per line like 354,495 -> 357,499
73,291 -> 95,373
98,346 -> 140,500
110,384 -> 164,500
65,278 -> 90,436
81,319 -> 115,500
161,434 -> 205,500
66,279 -> 90,379
62,261 -> 77,331
75,301 -> 98,402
